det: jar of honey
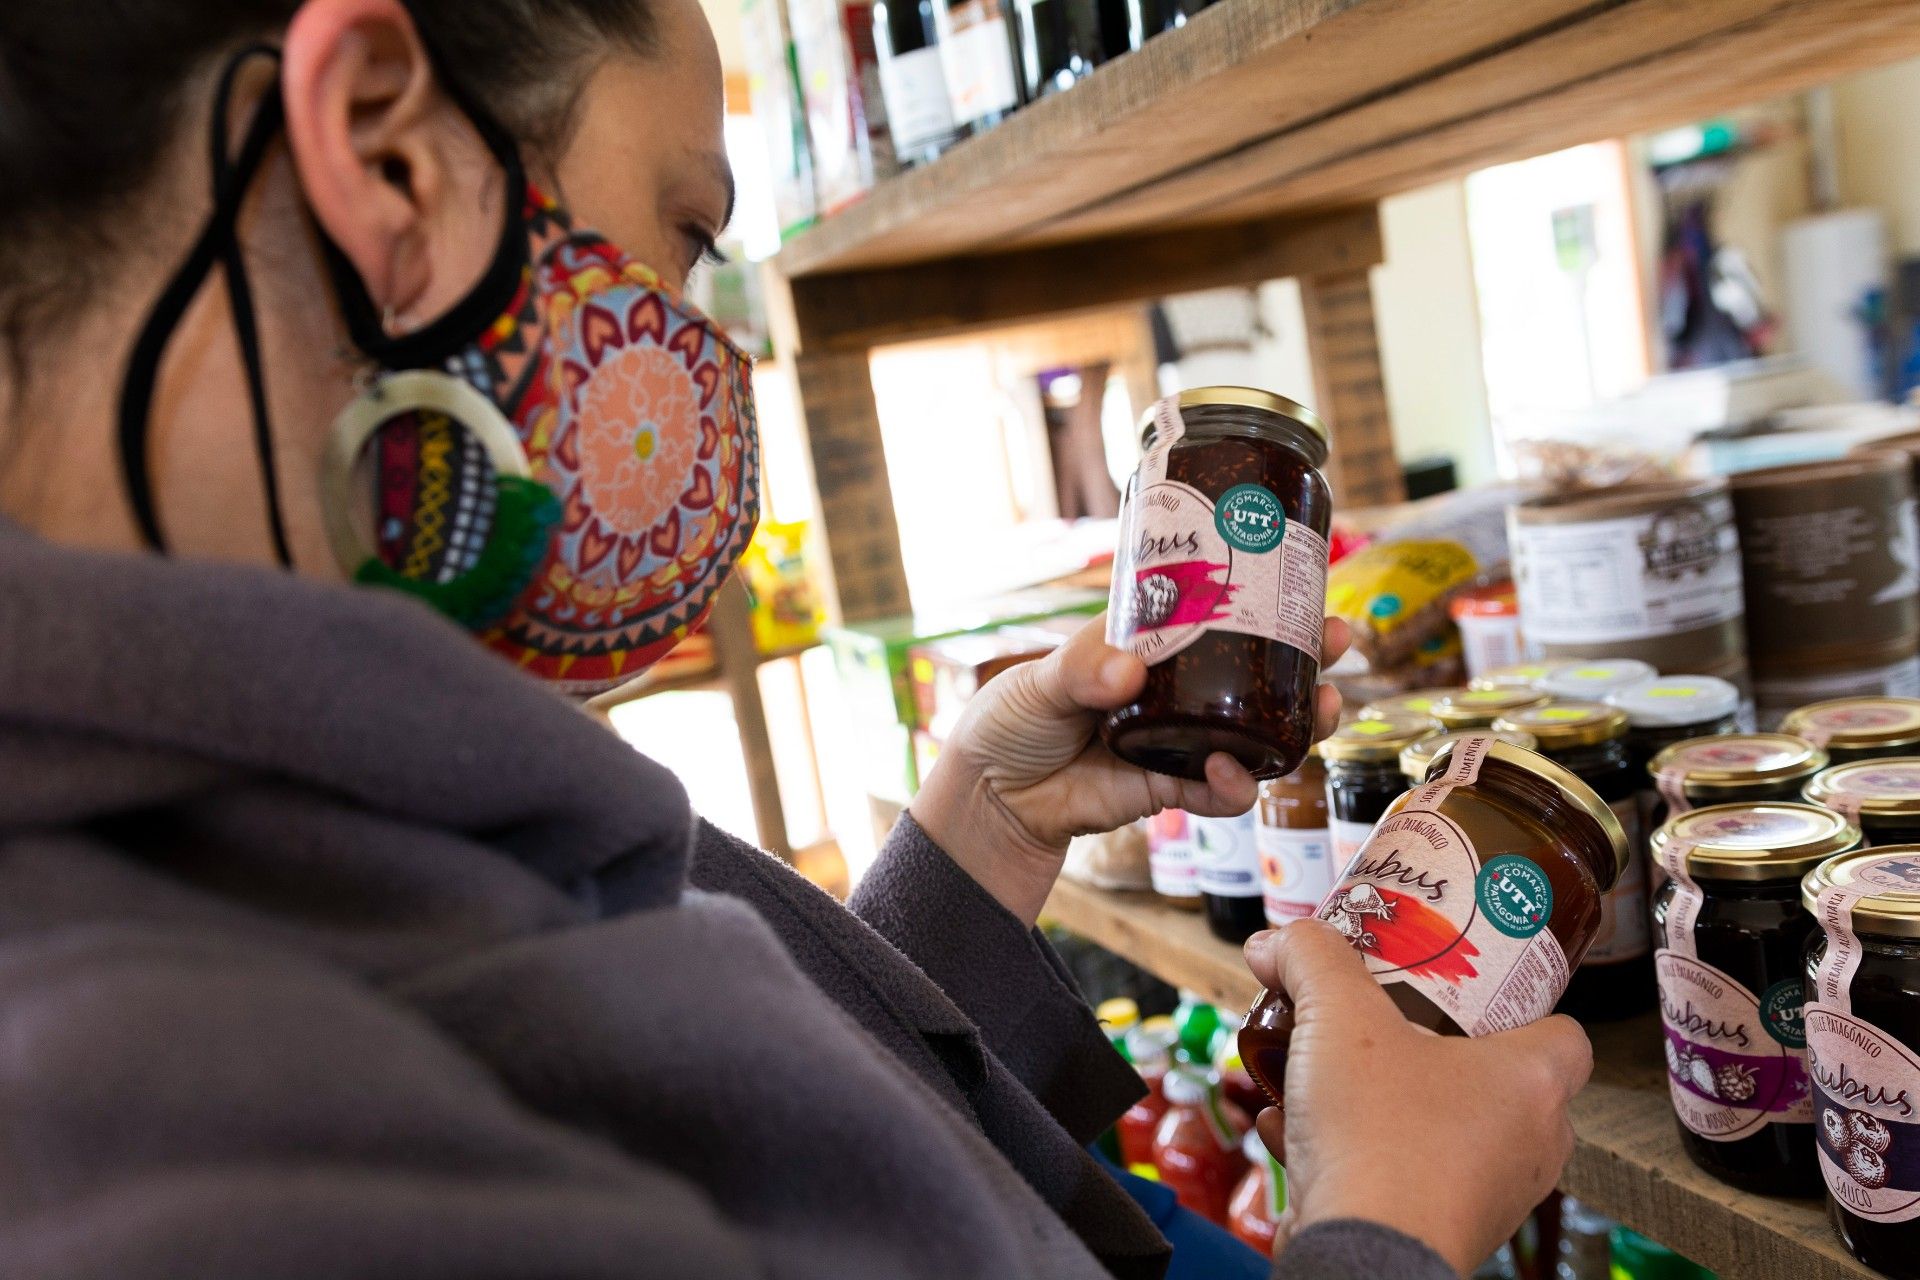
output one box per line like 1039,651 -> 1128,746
1258,751 -> 1332,925
1649,803 -> 1860,1195
1103,389 -> 1332,782
1319,711 -> 1438,873
1805,759 -> 1920,847
1431,686 -> 1549,731
1802,848 -> 1920,1274
1781,698 -> 1920,766
1646,734 -> 1829,828
1399,729 -> 1537,784
1494,700 -> 1651,1021
1240,736 -> 1627,1105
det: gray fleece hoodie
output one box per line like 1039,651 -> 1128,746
0,520 -> 1453,1280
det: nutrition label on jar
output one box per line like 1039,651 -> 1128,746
1511,501 -> 1743,645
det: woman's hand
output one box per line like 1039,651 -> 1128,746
1245,921 -> 1593,1274
910,614 -> 1349,925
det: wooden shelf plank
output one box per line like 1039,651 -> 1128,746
1041,880 -> 1878,1280
773,0 -> 1920,283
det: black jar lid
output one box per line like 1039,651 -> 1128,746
1803,847 -> 1920,939
1653,803 -> 1861,882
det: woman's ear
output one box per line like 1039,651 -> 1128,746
280,0 -> 502,332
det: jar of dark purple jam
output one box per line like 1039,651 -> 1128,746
1103,389 -> 1333,782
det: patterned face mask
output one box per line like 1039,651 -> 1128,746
118,44 -> 759,696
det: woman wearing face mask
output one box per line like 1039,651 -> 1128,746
0,2 -> 1592,1277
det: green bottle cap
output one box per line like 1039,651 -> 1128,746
1608,1228 -> 1717,1280
1175,999 -> 1224,1064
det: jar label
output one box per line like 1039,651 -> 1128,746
1258,823 -> 1334,923
1656,952 -> 1813,1140
1193,811 -> 1262,899
877,46 -> 956,153
1315,736 -> 1571,1037
935,4 -> 1018,122
1107,400 -> 1329,669
1510,498 -> 1743,646
1582,799 -> 1649,965
1329,817 -> 1373,870
1806,1002 -> 1920,1223
1149,822 -> 1199,900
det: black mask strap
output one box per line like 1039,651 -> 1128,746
117,44 -> 289,561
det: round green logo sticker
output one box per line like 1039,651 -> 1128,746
1475,855 -> 1553,939
1216,484 -> 1286,554
1761,979 -> 1806,1047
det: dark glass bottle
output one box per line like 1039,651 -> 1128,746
1649,803 -> 1858,1195
875,0 -> 965,166
934,0 -> 1024,131
1318,712 -> 1437,872
1095,0 -> 1143,58
1192,807 -> 1265,943
1103,389 -> 1333,783
1495,701 -> 1652,1021
1013,0 -> 1102,98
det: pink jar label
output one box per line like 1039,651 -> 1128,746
1807,1003 -> 1920,1223
1107,399 -> 1328,667
1315,736 -> 1570,1037
1656,953 -> 1812,1140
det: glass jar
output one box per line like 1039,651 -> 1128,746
1646,734 -> 1829,830
1540,658 -> 1658,703
1648,803 -> 1860,1195
1192,807 -> 1265,944
1431,687 -> 1548,731
1801,848 -> 1920,1277
1241,737 -> 1627,1105
1145,807 -> 1201,911
1781,697 -> 1920,766
1357,687 -> 1460,721
1608,676 -> 1746,779
1399,729 -> 1537,784
1319,711 -> 1436,872
1494,701 -> 1651,1021
1469,661 -> 1561,692
1103,389 -> 1333,782
1804,759 -> 1920,848
1258,752 -> 1332,925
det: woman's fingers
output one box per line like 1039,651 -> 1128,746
1255,1106 -> 1287,1165
1312,683 -> 1342,742
1244,920 -> 1398,1017
1320,616 -> 1352,667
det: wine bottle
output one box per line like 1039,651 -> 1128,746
875,0 -> 963,166
933,0 -> 1023,131
1013,0 -> 1102,99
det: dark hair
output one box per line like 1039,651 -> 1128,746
0,0 -> 654,365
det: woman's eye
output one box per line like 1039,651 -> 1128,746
685,226 -> 729,273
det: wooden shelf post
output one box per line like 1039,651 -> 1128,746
1299,268 -> 1406,508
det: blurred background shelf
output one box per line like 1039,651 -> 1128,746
1041,880 -> 1880,1280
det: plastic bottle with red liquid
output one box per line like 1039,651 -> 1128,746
1152,1065 -> 1251,1224
1117,1020 -> 1176,1173
1227,1129 -> 1286,1255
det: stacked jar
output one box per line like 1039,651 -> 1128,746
1610,675 -> 1747,839
1471,661 -> 1559,691
1781,697 -> 1920,766
1318,712 -> 1440,873
1539,658 -> 1658,704
1493,701 -> 1651,1020
1431,687 -> 1549,732
1801,848 -> 1920,1276
1646,734 -> 1829,830
1648,803 -> 1860,1194
1804,759 -> 1920,847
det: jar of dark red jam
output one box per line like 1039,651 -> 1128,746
1782,698 -> 1920,766
1103,389 -> 1332,782
1431,687 -> 1548,732
1319,711 -> 1438,874
1241,736 -> 1627,1106
1649,803 -> 1860,1195
1494,700 -> 1651,1022
1646,733 -> 1829,831
1802,848 -> 1920,1276
1805,759 -> 1920,848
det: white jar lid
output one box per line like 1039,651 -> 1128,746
1607,674 -> 1742,728
1540,659 -> 1658,700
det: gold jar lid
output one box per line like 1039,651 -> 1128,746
1140,386 -> 1329,447
1648,734 -> 1829,793
1469,662 -> 1560,692
1358,687 -> 1462,721
1432,687 -> 1550,730
1652,803 -> 1861,881
1493,700 -> 1629,750
1802,847 -> 1920,939
1424,737 -> 1630,885
1401,729 -> 1538,780
1780,697 -> 1920,751
1803,758 -> 1920,818
1320,711 -> 1442,763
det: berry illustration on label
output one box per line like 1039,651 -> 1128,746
1134,573 -> 1181,628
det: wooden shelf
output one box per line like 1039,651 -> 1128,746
775,0 -> 1920,282
1041,880 -> 1879,1280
